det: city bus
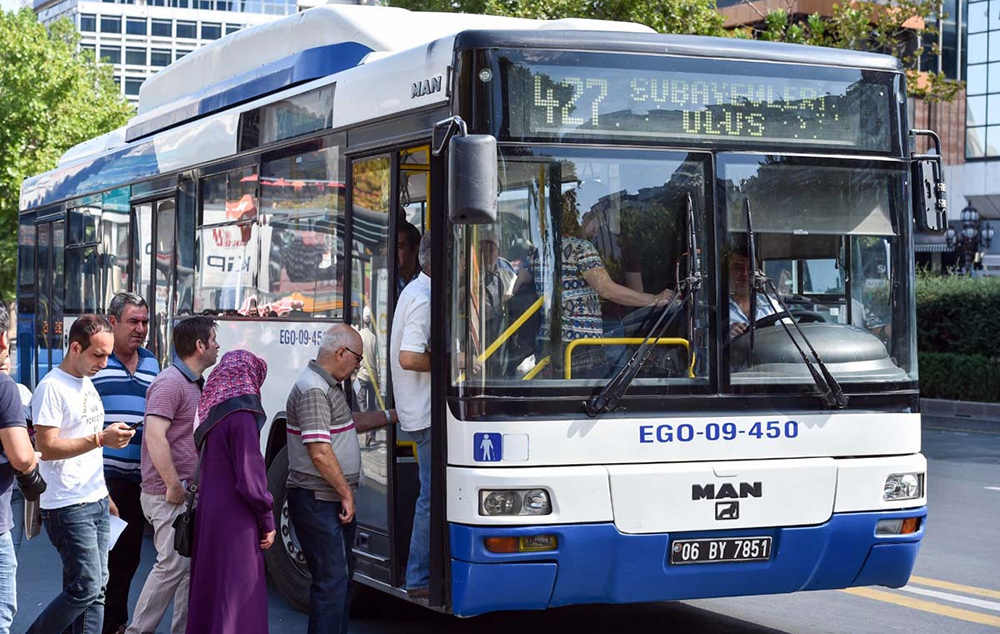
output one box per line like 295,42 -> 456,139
16,4 -> 946,616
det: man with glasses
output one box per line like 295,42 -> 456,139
284,323 -> 397,634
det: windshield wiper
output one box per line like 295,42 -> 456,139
743,199 -> 848,409
585,194 -> 702,417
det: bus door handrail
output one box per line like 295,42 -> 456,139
456,296 -> 544,383
564,338 -> 691,380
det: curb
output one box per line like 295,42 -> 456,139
920,398 -> 1000,432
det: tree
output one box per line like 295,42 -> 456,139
388,0 -> 727,36
0,8 -> 133,300
742,0 -> 963,102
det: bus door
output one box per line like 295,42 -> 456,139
348,144 -> 430,590
132,195 -> 176,367
33,215 -> 65,382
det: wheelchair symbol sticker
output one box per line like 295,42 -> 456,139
474,433 -> 502,462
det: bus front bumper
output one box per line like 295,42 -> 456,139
449,507 -> 926,617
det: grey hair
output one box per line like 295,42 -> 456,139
108,292 -> 148,320
418,231 -> 432,273
318,324 -> 357,357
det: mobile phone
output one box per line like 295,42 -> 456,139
126,421 -> 142,431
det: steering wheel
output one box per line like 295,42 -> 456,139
752,310 -> 826,329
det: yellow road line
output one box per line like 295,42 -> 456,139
909,576 -> 1000,601
842,587 -> 1000,628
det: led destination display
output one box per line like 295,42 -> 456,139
501,53 -> 894,151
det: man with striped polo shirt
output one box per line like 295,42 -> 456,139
285,323 -> 396,634
92,293 -> 160,634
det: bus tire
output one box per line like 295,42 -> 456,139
264,445 -> 311,612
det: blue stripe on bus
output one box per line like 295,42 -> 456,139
448,507 -> 926,617
124,42 -> 373,142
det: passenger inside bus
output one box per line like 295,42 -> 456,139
397,220 -> 421,297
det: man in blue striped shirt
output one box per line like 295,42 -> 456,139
92,293 -> 160,634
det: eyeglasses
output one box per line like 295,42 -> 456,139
342,347 -> 364,364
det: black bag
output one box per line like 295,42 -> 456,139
173,445 -> 204,557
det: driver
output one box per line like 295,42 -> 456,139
727,246 -> 780,338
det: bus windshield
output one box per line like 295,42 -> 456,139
451,150 -> 916,393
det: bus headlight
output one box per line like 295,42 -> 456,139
479,489 -> 552,516
883,473 -> 923,501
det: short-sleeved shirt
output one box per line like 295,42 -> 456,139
390,272 -> 431,432
0,374 -> 28,534
729,293 -> 779,326
140,361 -> 202,495
32,368 -> 109,510
533,237 -> 604,342
286,360 -> 360,501
93,347 -> 160,482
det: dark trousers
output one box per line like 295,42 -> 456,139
287,488 -> 356,634
103,478 -> 146,633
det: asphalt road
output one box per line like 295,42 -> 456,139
11,417 -> 999,633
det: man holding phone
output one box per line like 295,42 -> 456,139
92,293 -> 160,634
27,315 -> 135,634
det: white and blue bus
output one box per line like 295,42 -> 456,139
16,5 -> 946,616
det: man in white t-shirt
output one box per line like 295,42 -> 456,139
27,315 -> 135,634
390,231 -> 432,597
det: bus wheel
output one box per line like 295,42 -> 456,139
264,446 -> 310,612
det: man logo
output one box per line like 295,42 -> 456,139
716,501 -> 739,521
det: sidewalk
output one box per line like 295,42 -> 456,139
920,398 -> 1000,432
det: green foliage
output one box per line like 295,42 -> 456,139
0,8 -> 133,301
916,275 -> 1000,402
915,274 -> 1000,357
388,0 -> 727,36
753,0 -> 964,102
918,352 -> 1000,403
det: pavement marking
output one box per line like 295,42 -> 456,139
986,487 -> 1000,492
902,585 -> 1000,612
923,426 -> 1000,436
909,576 -> 1000,600
842,587 -> 1000,628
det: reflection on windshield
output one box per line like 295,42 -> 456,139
721,156 -> 915,386
452,149 -> 709,386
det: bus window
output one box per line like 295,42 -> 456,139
453,148 -> 708,386
258,139 -> 345,318
195,165 -> 259,316
102,188 -> 131,304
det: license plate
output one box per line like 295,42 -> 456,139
669,536 -> 772,565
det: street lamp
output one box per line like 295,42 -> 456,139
945,204 -> 995,274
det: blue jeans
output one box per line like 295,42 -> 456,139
286,488 -> 356,634
405,428 -> 431,590
28,498 -> 109,634
0,531 -> 17,634
10,490 -> 23,551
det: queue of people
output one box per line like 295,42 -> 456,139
0,250 -> 433,634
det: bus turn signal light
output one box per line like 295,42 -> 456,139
901,517 -> 921,534
484,535 -> 558,553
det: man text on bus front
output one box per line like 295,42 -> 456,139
285,323 -> 397,634
92,292 -> 160,634
390,231 -> 432,598
0,304 -> 39,634
126,316 -> 219,634
28,315 -> 134,634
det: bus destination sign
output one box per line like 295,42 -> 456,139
503,57 -> 892,152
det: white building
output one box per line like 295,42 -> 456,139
32,0 -> 368,102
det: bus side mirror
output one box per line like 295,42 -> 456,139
910,129 -> 947,234
448,134 -> 497,225
913,159 -> 947,233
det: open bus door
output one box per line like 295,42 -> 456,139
265,142 -> 443,609
131,194 -> 176,367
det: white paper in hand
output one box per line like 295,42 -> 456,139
109,515 -> 128,551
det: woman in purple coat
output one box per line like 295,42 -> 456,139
186,350 -> 275,634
